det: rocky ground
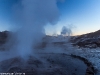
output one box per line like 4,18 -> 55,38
0,31 -> 99,75
0,53 -> 87,75
70,30 -> 100,48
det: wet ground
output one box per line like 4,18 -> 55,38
0,53 -> 87,75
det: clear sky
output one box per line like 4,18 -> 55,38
0,0 -> 100,35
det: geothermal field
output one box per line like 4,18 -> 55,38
0,0 -> 100,75
0,32 -> 99,75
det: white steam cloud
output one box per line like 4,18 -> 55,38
13,0 -> 61,57
61,26 -> 72,36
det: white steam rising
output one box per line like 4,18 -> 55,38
14,0 -> 60,57
61,26 -> 72,36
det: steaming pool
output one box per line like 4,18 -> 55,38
0,53 -> 87,75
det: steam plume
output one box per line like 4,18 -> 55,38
61,26 -> 72,36
14,0 -> 60,57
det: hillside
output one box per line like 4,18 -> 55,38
71,30 -> 100,48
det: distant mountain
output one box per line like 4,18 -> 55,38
0,30 -> 100,48
71,30 -> 100,48
77,29 -> 100,38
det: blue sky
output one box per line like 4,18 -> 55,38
0,0 -> 100,35
0,0 -> 18,31
45,0 -> 100,35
